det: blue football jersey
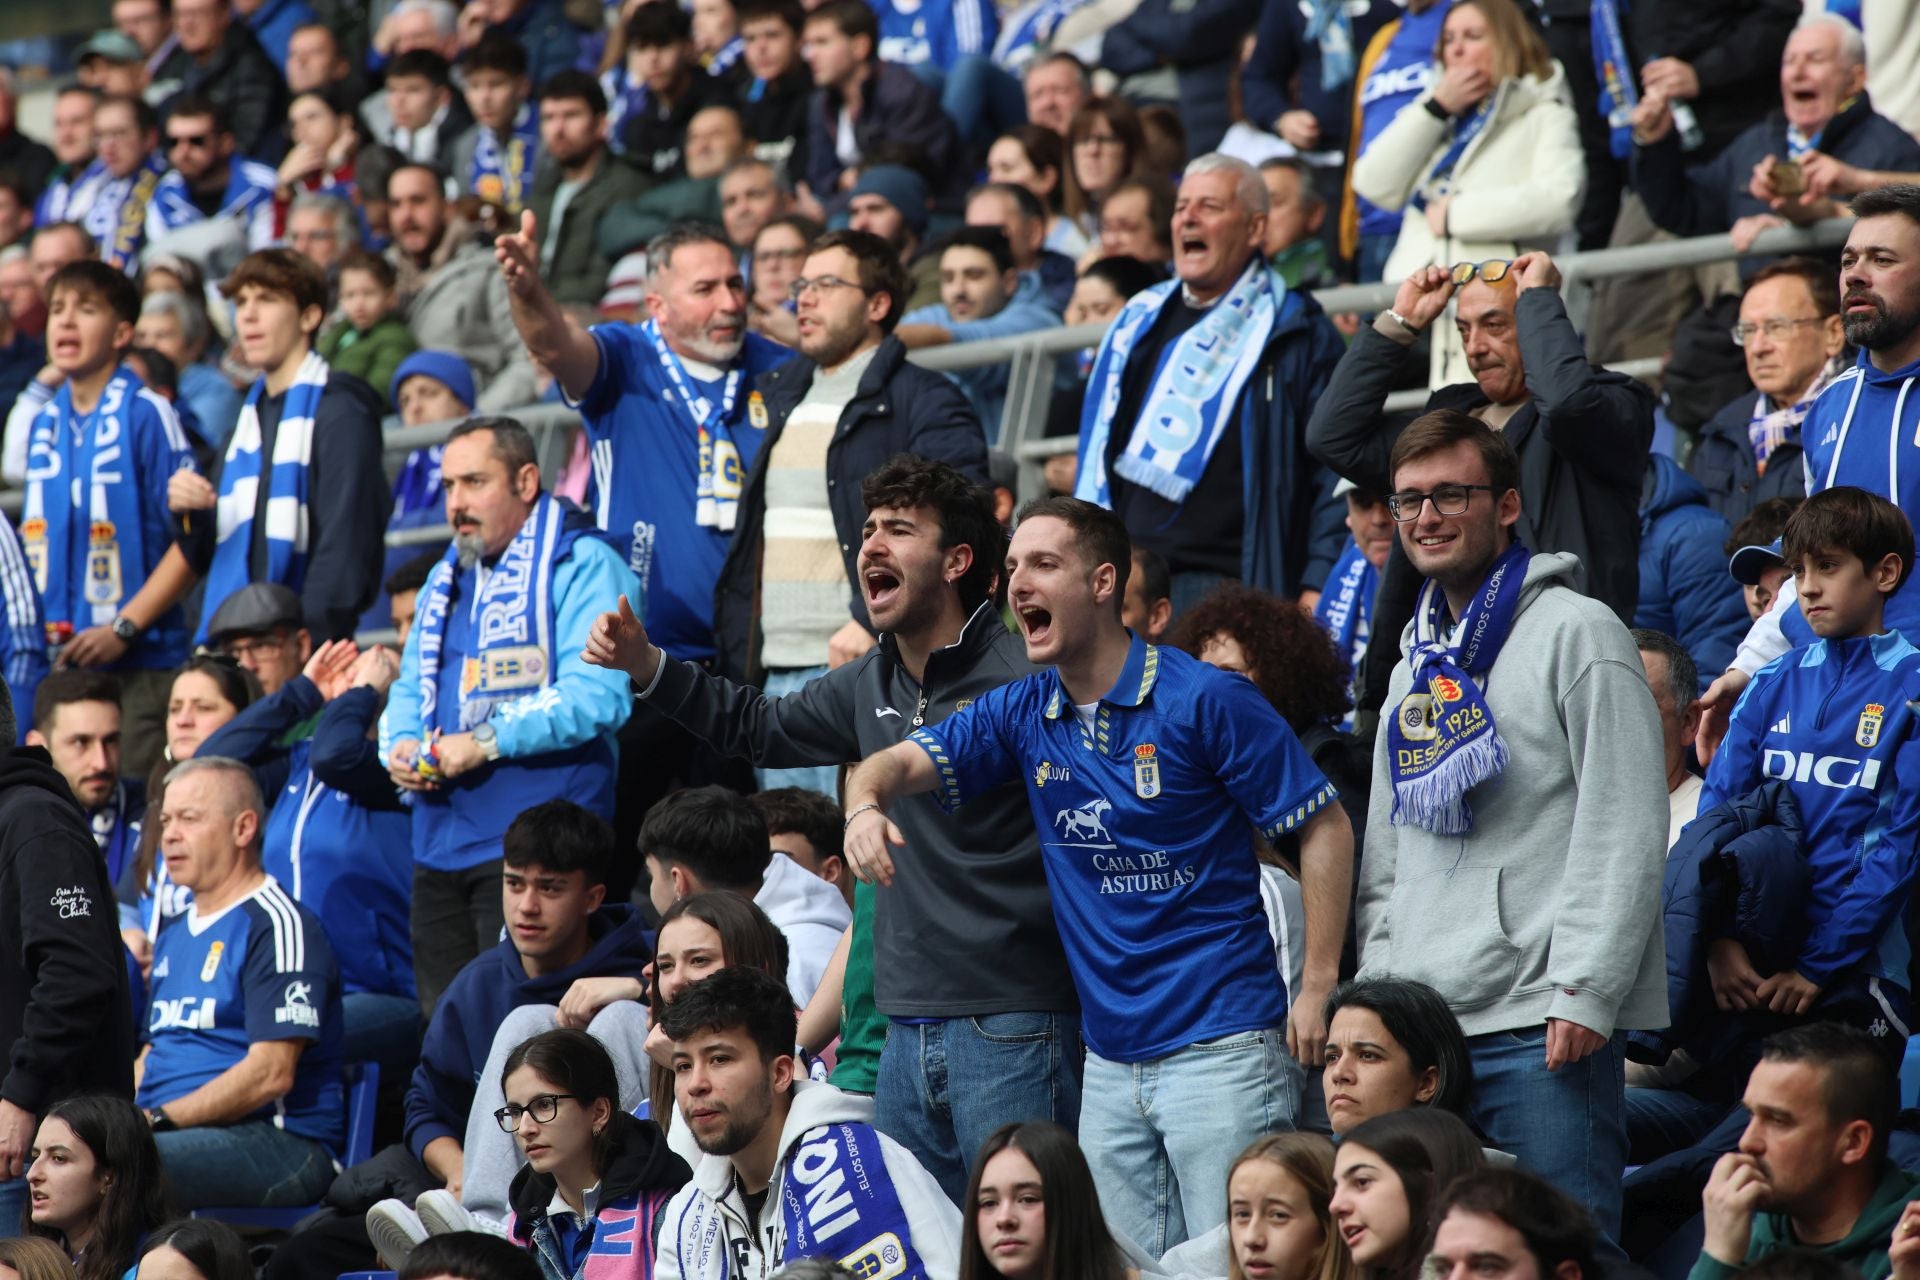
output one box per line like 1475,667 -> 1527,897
138,877 -> 346,1153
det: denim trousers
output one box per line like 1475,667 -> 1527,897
343,991 -> 424,1081
155,1121 -> 336,1208
758,667 -> 843,798
411,859 -> 506,1018
1466,1027 -> 1628,1245
0,1177 -> 22,1237
908,56 -> 1028,146
876,1012 -> 1084,1207
1625,1084 -> 1730,1165
1080,1026 -> 1300,1258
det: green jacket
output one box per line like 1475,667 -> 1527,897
597,174 -> 723,263
1689,1164 -> 1920,1280
319,316 -> 417,410
529,151 -> 651,307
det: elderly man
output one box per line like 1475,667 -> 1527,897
386,163 -> 535,410
380,416 -> 637,1010
1631,14 -> 1920,266
285,191 -> 357,275
1689,258 -> 1843,523
1308,252 -> 1654,719
719,156 -> 789,257
80,95 -> 166,271
148,0 -> 287,158
202,584 -> 311,697
1074,153 -> 1346,612
139,756 -> 345,1208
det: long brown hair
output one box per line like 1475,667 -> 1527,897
647,893 -> 788,1128
1226,1134 -> 1352,1280
26,1096 -> 173,1280
1062,97 -> 1145,225
130,657 -> 261,902
1442,0 -> 1552,84
959,1123 -> 1126,1280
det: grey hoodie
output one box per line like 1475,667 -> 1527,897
653,1079 -> 963,1280
1357,552 -> 1670,1038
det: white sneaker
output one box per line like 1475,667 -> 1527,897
415,1189 -> 478,1236
366,1199 -> 429,1269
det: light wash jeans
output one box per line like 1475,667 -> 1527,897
1080,1026 -> 1300,1257
877,1012 -> 1084,1206
758,666 -> 843,798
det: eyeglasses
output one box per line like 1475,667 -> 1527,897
494,1094 -> 583,1132
756,246 -> 808,263
224,633 -> 289,662
1074,134 -> 1124,151
788,274 -> 869,300
1730,317 -> 1825,346
1449,260 -> 1512,286
1385,484 -> 1498,522
168,133 -> 213,149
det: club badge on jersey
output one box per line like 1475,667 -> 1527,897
1859,703 -> 1884,749
1133,743 -> 1160,799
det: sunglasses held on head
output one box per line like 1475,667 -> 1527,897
1449,260 -> 1512,286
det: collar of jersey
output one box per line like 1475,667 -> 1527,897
1044,632 -> 1161,722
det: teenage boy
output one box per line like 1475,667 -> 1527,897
378,48 -> 472,173
1692,486 -> 1920,1043
841,496 -> 1355,1255
619,3 -> 731,181
20,259 -> 197,777
655,966 -> 962,1280
170,248 -> 390,644
585,457 -> 1078,1204
452,35 -> 538,216
732,0 -> 810,178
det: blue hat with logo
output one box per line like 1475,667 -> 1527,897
1729,537 -> 1786,585
390,350 -> 477,414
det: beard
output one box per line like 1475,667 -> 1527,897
454,531 -> 486,569
1842,291 -> 1920,352
676,313 -> 747,364
801,311 -> 867,369
687,1087 -> 774,1156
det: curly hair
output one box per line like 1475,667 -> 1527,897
1170,584 -> 1350,731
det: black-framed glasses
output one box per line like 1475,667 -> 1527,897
1449,260 -> 1512,286
788,275 -> 869,301
494,1094 -> 582,1132
1730,317 -> 1824,346
1386,484 -> 1498,522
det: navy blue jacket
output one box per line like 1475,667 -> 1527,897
486,0 -> 587,96
1627,781 -> 1808,1067
1633,93 -> 1920,272
1241,0 -> 1400,150
712,336 -> 988,681
1100,0 -> 1263,156
1636,454 -> 1749,692
803,61 -> 962,206
403,906 -> 653,1162
1688,388 -> 1810,525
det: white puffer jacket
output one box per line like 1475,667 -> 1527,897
1353,62 -> 1585,388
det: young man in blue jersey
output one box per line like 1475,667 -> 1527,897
137,756 -> 345,1210
843,496 -> 1355,1256
1693,487 -> 1920,1050
21,259 -> 198,780
381,417 -> 639,1014
498,215 -> 783,890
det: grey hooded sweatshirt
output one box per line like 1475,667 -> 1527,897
1357,552 -> 1670,1039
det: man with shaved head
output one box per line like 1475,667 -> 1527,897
1306,251 -> 1654,716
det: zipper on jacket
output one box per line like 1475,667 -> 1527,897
1815,643 -> 1853,730
911,691 -> 929,727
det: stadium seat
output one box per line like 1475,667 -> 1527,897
193,1061 -> 381,1231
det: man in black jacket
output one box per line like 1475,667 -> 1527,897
712,228 -> 987,686
0,681 -> 137,1230
1306,252 -> 1653,716
589,456 -> 1076,1207
149,0 -> 288,159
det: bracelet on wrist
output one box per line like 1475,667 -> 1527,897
844,802 -> 881,832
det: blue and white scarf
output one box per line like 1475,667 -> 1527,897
992,0 -> 1088,66
200,351 -> 329,642
1388,542 -> 1530,835
37,158 -> 110,225
84,152 -> 169,272
470,104 -> 538,211
1075,258 -> 1283,506
22,367 -> 165,627
777,1122 -> 931,1280
416,491 -> 564,735
706,34 -> 744,77
640,319 -> 747,530
601,66 -> 645,153
1315,540 -> 1377,679
149,159 -> 277,239
1591,0 -> 1638,160
1748,355 -> 1844,473
1305,0 -> 1354,93
1411,94 -> 1495,212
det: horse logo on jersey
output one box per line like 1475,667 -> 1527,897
1859,703 -> 1885,749
1053,796 -> 1113,845
1133,743 -> 1161,799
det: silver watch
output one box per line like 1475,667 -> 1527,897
110,615 -> 140,643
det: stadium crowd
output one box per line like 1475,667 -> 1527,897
8,1 -> 1920,1279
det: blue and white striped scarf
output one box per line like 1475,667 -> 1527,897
149,158 -> 277,238
470,104 -> 538,211
416,491 -> 564,735
1305,0 -> 1354,93
1075,257 -> 1282,506
199,351 -> 329,642
84,153 -> 169,272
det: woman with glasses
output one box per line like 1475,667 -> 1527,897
1063,99 -> 1147,237
499,1030 -> 691,1280
1351,0 -> 1582,387
748,214 -> 826,347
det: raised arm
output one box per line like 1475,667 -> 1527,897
495,209 -> 603,400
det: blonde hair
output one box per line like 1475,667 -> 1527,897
0,1238 -> 82,1280
1226,1134 -> 1354,1280
1443,0 -> 1553,85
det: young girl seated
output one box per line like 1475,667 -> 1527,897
961,1122 -> 1131,1280
1330,1111 -> 1485,1280
1226,1135 -> 1351,1280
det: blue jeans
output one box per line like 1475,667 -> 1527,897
1625,1085 -> 1730,1165
757,667 -> 843,798
0,1176 -> 23,1237
1080,1027 -> 1300,1258
1356,232 -> 1398,285
343,991 -> 424,1081
1168,571 -> 1232,623
877,1012 -> 1084,1206
909,56 -> 1027,146
154,1121 -> 336,1209
1467,1028 -> 1627,1246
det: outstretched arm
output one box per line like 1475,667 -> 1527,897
841,742 -> 941,888
496,208 -> 602,400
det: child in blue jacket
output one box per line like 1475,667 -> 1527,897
1698,485 -> 1920,1042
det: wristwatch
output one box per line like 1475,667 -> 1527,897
110,615 -> 140,643
146,1108 -> 176,1132
473,722 -> 501,761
